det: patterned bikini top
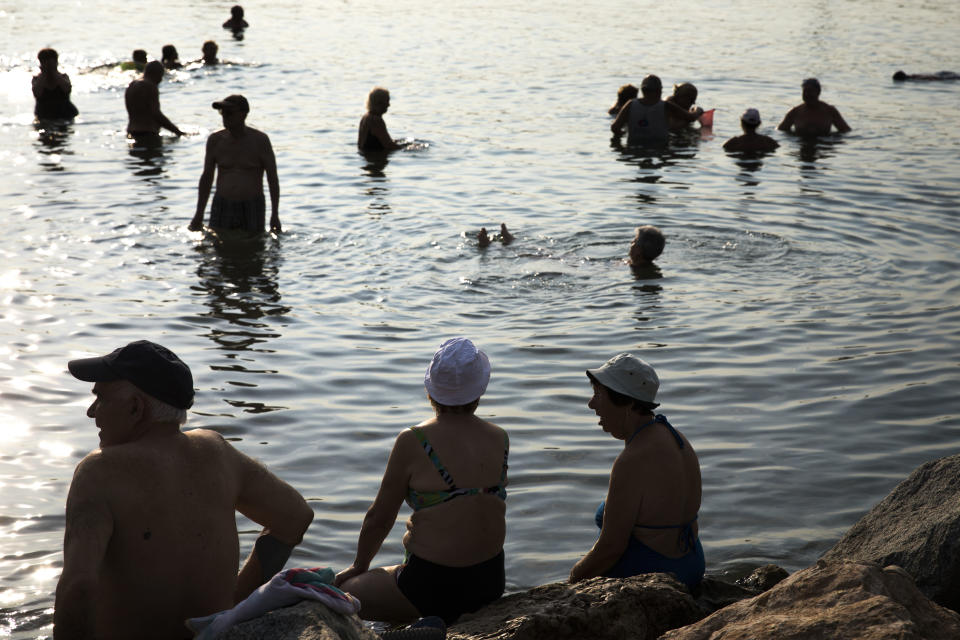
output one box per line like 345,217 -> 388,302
405,427 -> 509,511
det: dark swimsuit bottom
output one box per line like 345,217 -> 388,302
595,414 -> 705,589
397,550 -> 505,625
209,193 -> 266,232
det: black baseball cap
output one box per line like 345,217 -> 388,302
212,94 -> 249,112
68,341 -> 195,410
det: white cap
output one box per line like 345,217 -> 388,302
424,338 -> 491,406
586,353 -> 660,406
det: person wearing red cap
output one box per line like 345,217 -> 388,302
53,341 -> 313,639
190,94 -> 281,234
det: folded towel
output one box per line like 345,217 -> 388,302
186,567 -> 361,639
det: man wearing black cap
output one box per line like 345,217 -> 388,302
610,74 -> 702,146
190,94 -> 281,234
778,77 -> 851,137
53,341 -> 313,639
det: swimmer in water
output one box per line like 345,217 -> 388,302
161,44 -> 182,70
223,5 -> 249,31
778,78 -> 850,137
892,70 -> 960,81
611,74 -> 702,147
665,83 -> 700,131
628,226 -> 665,267
201,41 -> 219,65
32,48 -> 79,120
119,49 -> 147,72
723,108 -> 779,153
608,84 -> 639,116
125,60 -> 184,143
477,224 -> 514,248
358,87 -> 404,152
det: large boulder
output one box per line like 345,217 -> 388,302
659,561 -> 960,640
217,600 -> 377,640
821,453 -> 960,611
448,574 -> 704,640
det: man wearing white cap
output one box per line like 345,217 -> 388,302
336,338 -> 509,626
723,108 -> 779,153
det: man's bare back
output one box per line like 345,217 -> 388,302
125,61 -> 183,137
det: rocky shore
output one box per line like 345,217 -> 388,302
220,453 -> 960,639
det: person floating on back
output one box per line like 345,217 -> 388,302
723,108 -> 779,153
53,341 -> 313,639
190,95 -> 281,234
628,225 -> 665,267
611,74 -> 702,147
892,70 -> 960,81
161,44 -> 182,70
608,83 -> 638,116
124,60 -> 184,144
223,5 -> 249,32
358,87 -> 405,152
32,48 -> 79,121
119,49 -> 147,73
778,78 -> 850,137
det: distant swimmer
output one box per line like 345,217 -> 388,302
893,70 -> 960,81
478,228 -> 491,248
665,83 -> 701,131
608,84 -> 639,116
499,223 -> 514,244
611,74 -> 702,146
32,48 -> 79,120
119,49 -> 147,73
190,95 -> 281,234
628,225 -> 665,267
358,87 -> 404,152
223,5 -> 249,31
778,78 -> 850,137
125,61 -> 184,143
723,108 -> 779,153
161,44 -> 182,70
201,40 -> 219,65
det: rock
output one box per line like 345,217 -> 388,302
736,564 -> 789,592
692,575 -> 766,615
659,561 -> 960,640
217,600 -> 378,640
820,453 -> 960,611
448,574 -> 704,640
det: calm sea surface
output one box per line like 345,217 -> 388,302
2,0 -> 959,635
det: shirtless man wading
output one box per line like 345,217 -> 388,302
53,341 -> 313,639
778,77 -> 851,137
190,94 -> 281,233
125,60 -> 184,143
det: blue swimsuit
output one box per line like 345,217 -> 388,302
595,414 -> 705,589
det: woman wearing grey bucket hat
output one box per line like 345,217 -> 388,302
569,353 -> 705,589
335,338 -> 509,626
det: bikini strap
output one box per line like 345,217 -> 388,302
654,414 -> 685,448
410,427 -> 457,489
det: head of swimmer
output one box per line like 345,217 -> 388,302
132,49 -> 147,64
802,78 -> 821,105
640,74 -> 663,100
202,40 -> 219,63
37,48 -> 59,74
671,83 -> 698,109
367,87 -> 391,115
629,226 -> 665,266
231,5 -> 244,18
144,60 -> 165,83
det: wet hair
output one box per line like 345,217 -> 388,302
132,49 -> 147,63
640,74 -> 662,96
161,44 -> 179,61
429,395 -> 480,415
892,70 -> 907,81
367,86 -> 390,111
231,5 -> 244,17
672,82 -> 698,103
202,40 -> 218,55
617,84 -> 639,102
632,225 -> 666,262
38,48 -> 58,64
588,375 -> 658,413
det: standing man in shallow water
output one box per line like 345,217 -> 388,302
53,340 -> 313,639
125,60 -> 184,143
190,95 -> 281,233
778,78 -> 851,137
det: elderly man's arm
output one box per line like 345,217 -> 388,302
610,99 -> 632,136
233,449 -> 313,602
191,136 -> 218,230
261,133 -> 281,232
54,456 -> 113,639
778,106 -> 798,132
831,105 -> 852,133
